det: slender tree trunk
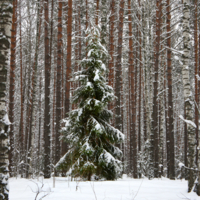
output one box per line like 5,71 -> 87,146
0,0 -> 12,198
44,0 -> 51,178
28,0 -> 42,176
128,0 -> 137,178
108,0 -> 115,112
100,0 -> 107,48
193,0 -> 198,168
19,0 -> 24,166
65,0 -> 72,117
95,0 -> 99,25
55,0 -> 63,164
9,0 -> 17,177
194,0 -> 200,195
50,0 -> 55,164
115,0 -> 124,133
166,0 -> 175,180
138,0 -> 142,178
150,0 -> 162,178
24,1 -> 33,177
182,0 -> 196,192
63,0 -> 72,158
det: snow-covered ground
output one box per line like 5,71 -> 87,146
10,175 -> 198,200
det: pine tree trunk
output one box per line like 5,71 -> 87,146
150,0 -> 162,178
9,0 -> 17,177
24,1 -> 33,177
100,0 -> 107,48
55,0 -> 63,166
166,0 -> 175,180
108,0 -> 115,112
138,0 -> 142,178
44,0 -> 51,178
128,0 -> 137,178
115,0 -> 124,133
65,0 -> 72,116
182,0 -> 196,192
95,0 -> 99,25
50,0 -> 54,164
0,0 -> 12,198
19,0 -> 24,167
55,0 -> 63,165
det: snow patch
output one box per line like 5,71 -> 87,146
94,69 -> 100,81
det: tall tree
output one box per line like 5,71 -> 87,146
55,1 -> 62,163
18,0 -> 24,168
43,0 -> 51,178
194,0 -> 200,195
166,0 -> 175,180
182,0 -> 196,192
65,0 -> 72,119
55,0 -> 63,164
9,0 -> 17,176
115,0 -> 124,132
0,0 -> 13,198
108,0 -> 115,112
57,25 -> 124,181
128,0 -> 137,178
150,0 -> 162,178
193,0 -> 198,167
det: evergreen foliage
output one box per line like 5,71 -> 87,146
56,24 -> 124,181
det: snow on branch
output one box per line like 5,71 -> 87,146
179,115 -> 196,128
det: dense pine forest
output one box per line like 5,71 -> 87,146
0,0 -> 200,198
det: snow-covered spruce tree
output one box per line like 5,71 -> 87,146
56,24 -> 124,181
0,0 -> 13,199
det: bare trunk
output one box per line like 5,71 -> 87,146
0,0 -> 12,198
9,0 -> 17,177
166,0 -> 175,180
44,0 -> 51,178
128,0 -> 137,178
182,0 -> 196,192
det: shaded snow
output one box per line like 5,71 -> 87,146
9,176 -> 199,200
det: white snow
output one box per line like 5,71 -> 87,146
95,123 -> 101,131
2,114 -> 11,125
178,162 -> 185,168
9,176 -> 199,200
87,49 -> 93,57
179,115 -> 197,128
99,151 -> 116,164
94,69 -> 100,81
174,55 -> 179,60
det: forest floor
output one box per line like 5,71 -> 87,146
10,175 -> 198,200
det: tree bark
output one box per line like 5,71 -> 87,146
65,0 -> 72,116
95,0 -> 99,25
9,0 -> 17,177
55,0 -> 63,165
115,0 -> 124,133
166,0 -> 175,180
128,0 -> 137,178
44,0 -> 51,178
0,0 -> 12,198
182,0 -> 196,192
150,0 -> 162,178
108,0 -> 115,112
